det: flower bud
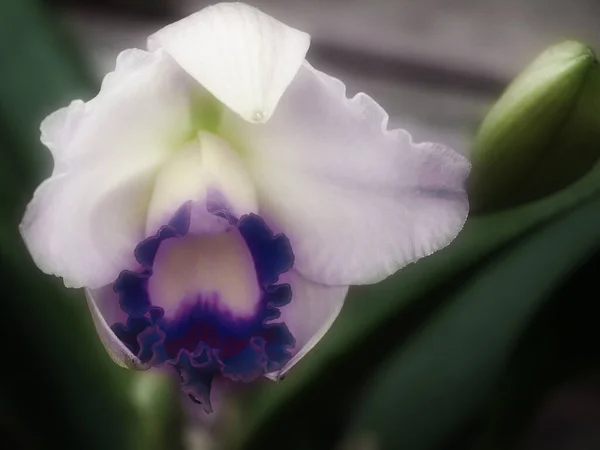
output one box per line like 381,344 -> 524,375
469,41 -> 600,212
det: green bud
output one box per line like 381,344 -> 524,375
469,41 -> 600,212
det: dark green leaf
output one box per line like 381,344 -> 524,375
470,253 -> 600,450
0,1 -> 183,449
347,190 -> 600,450
227,153 -> 600,450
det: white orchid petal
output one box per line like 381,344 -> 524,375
148,2 -> 310,123
146,131 -> 258,236
85,287 -> 150,370
265,270 -> 348,379
40,99 -> 86,173
221,63 -> 470,286
20,49 -> 195,288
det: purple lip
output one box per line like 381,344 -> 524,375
111,201 -> 295,412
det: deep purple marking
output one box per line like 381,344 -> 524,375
111,201 -> 295,411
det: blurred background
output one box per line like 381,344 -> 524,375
2,1 -> 600,449
49,0 -> 600,150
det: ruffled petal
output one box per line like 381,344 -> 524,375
20,49 -> 197,288
220,63 -> 470,286
40,99 -> 86,174
148,2 -> 310,123
266,270 -> 348,379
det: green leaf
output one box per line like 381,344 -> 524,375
346,189 -> 600,450
0,235 -> 139,450
470,252 -> 600,450
0,2 -> 185,449
226,147 -> 600,450
0,0 -> 94,187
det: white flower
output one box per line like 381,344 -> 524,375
20,3 -> 470,412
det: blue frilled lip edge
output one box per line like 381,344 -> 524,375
108,201 -> 297,412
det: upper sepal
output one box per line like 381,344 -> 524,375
148,2 -> 310,123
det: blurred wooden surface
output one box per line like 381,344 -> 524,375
59,0 -> 600,153
200,0 -> 600,80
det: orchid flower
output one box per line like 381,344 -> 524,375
20,2 -> 470,412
